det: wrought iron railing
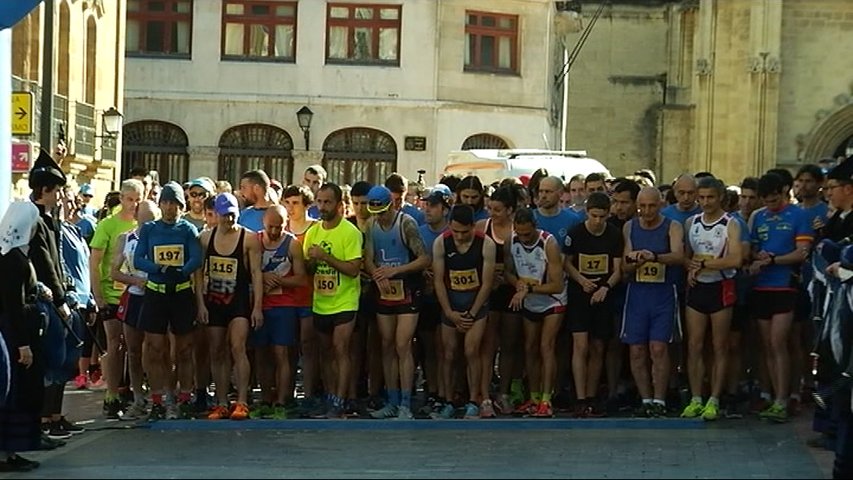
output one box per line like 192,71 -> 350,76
74,101 -> 95,158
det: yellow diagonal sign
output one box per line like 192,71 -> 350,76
12,91 -> 33,136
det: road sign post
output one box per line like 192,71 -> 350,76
11,91 -> 33,136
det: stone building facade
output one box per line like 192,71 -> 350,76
565,0 -> 853,184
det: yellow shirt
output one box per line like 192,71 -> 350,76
303,219 -> 363,315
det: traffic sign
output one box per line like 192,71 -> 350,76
12,91 -> 33,136
12,142 -> 32,173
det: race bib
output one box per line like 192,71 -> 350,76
579,253 -> 608,276
154,244 -> 184,267
379,279 -> 405,302
209,256 -> 238,281
636,261 -> 665,283
449,269 -> 480,291
314,273 -> 338,296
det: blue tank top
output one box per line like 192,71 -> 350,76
370,211 -> 413,273
443,230 -> 487,315
628,216 -> 677,287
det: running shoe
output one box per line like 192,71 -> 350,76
494,394 -> 513,415
430,403 -> 455,419
270,404 -> 288,420
56,417 -> 85,435
396,406 -> 414,420
480,399 -> 496,418
701,401 -> 719,421
759,403 -> 788,423
43,423 -> 72,440
369,404 -> 398,419
103,399 -> 121,419
207,405 -> 230,420
73,374 -> 88,390
651,403 -> 667,418
324,405 -> 345,419
531,401 -> 554,418
120,401 -> 147,421
89,378 -> 107,391
250,403 -> 273,420
584,402 -> 607,418
148,403 -> 167,421
514,400 -> 538,416
680,399 -> 704,418
463,402 -> 480,419
230,402 -> 250,420
165,403 -> 179,420
509,381 -> 525,406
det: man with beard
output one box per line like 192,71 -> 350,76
184,178 -> 215,231
239,170 -> 276,232
303,184 -> 364,418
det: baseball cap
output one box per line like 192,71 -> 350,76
366,185 -> 392,214
78,183 -> 94,197
214,192 -> 240,216
188,177 -> 214,193
422,184 -> 452,206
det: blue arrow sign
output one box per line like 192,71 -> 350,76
0,1 -> 44,30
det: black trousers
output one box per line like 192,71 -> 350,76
41,383 -> 64,417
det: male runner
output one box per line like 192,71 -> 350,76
111,200 -> 159,420
748,172 -> 813,422
621,187 -> 685,417
364,186 -> 430,419
253,205 -> 307,418
418,185 -> 452,418
134,182 -> 203,419
680,177 -> 743,421
90,179 -> 142,418
564,192 -> 623,417
197,193 -> 265,420
303,183 -> 364,418
506,207 -> 568,418
433,205 -> 496,419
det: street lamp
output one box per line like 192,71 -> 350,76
96,107 -> 123,138
296,106 -> 313,150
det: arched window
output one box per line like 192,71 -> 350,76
218,124 -> 294,188
461,133 -> 510,150
322,127 -> 396,185
122,121 -> 190,183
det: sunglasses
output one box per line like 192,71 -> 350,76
368,201 -> 386,207
189,191 -> 208,198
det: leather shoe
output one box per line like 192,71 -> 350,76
0,455 -> 40,472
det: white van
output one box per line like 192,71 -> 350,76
443,149 -> 610,185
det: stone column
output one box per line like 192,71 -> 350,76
187,146 -> 220,180
292,150 -> 325,184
